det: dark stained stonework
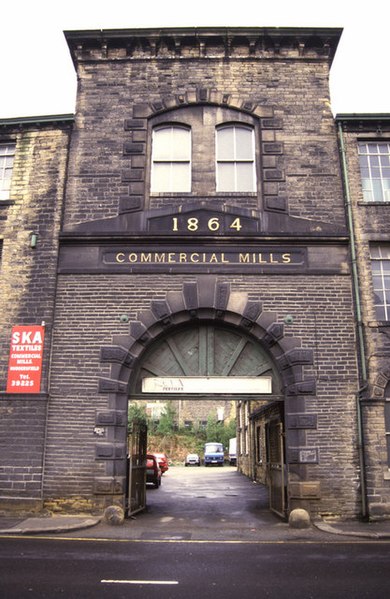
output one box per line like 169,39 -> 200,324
2,28 -> 388,521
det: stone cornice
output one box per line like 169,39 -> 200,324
64,27 -> 342,67
336,113 -> 390,133
0,114 -> 74,130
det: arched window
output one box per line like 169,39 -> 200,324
151,125 -> 191,192
385,383 -> 390,467
216,124 -> 256,192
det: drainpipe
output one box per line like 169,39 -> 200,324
337,121 -> 368,519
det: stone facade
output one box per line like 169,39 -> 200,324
0,27 -> 387,520
335,114 -> 390,519
0,117 -> 72,510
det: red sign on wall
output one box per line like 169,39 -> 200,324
6,325 -> 45,393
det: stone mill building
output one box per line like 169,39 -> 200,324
1,26 -> 390,521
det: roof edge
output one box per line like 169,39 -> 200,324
336,113 -> 390,122
64,26 -> 343,68
0,114 -> 75,127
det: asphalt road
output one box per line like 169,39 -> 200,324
1,467 -> 389,598
0,536 -> 389,599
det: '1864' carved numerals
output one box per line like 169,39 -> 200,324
172,216 -> 242,233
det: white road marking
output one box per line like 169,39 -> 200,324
101,579 -> 179,585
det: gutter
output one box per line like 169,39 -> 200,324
337,121 -> 368,519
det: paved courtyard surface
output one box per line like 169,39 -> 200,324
2,466 -> 390,541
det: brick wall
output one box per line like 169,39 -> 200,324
2,29 -> 367,518
41,272 -> 361,517
339,118 -> 390,516
0,122 -> 71,507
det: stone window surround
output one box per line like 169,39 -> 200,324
147,105 -> 259,200
121,88 -> 286,216
0,141 -> 16,202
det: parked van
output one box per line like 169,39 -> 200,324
228,437 -> 237,466
204,442 -> 224,466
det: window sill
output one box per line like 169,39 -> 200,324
150,192 -> 257,197
358,201 -> 390,206
0,199 -> 14,207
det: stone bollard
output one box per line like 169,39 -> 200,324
103,505 -> 125,526
288,508 -> 311,529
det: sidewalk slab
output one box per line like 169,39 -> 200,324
314,519 -> 390,539
1,513 -> 390,541
0,516 -> 100,535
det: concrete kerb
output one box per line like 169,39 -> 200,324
0,516 -> 101,535
1,514 -> 390,539
313,518 -> 390,540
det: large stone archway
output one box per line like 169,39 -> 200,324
130,323 -> 282,394
95,276 -> 317,513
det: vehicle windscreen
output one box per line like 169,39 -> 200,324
205,444 -> 223,453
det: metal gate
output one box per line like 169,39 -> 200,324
266,420 -> 286,518
126,421 -> 147,517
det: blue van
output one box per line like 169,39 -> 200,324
204,442 -> 224,466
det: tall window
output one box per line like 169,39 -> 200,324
385,399 -> 390,467
358,142 -> 390,202
371,245 -> 390,320
216,124 -> 256,192
151,125 -> 191,192
0,143 -> 15,201
256,425 -> 263,463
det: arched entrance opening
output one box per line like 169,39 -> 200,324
128,322 -> 286,516
97,277 -> 315,519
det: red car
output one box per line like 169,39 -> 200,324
150,452 -> 169,474
146,454 -> 161,488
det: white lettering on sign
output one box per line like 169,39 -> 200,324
6,325 -> 45,394
11,330 -> 43,345
142,376 -> 272,394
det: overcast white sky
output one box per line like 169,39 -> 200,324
1,0 -> 389,119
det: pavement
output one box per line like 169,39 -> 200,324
1,512 -> 390,541
1,467 -> 390,541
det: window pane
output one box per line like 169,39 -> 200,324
153,127 -> 190,161
0,143 -> 15,201
236,162 -> 255,191
370,155 -> 379,167
217,163 -> 235,191
216,127 -> 234,160
171,163 -> 190,192
376,305 -> 386,320
151,126 -> 191,192
359,155 -> 368,167
153,128 -> 173,160
372,275 -> 383,288
372,179 -> 384,201
386,434 -> 390,466
371,245 -> 390,320
380,155 -> 390,166
235,127 -> 253,160
359,143 -> 390,203
362,189 -> 373,202
385,402 -> 390,431
379,144 -> 390,154
151,163 -> 172,192
371,246 -> 381,259
216,125 -> 256,191
171,128 -> 191,160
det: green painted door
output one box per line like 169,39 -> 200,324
136,324 -> 279,387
